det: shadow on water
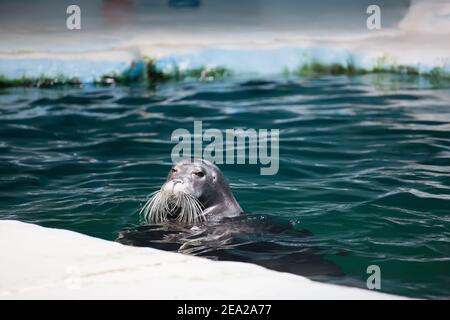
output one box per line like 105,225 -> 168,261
117,214 -> 344,278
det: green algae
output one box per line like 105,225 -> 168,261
0,75 -> 81,88
1,54 -> 448,89
292,55 -> 450,88
149,65 -> 232,82
95,59 -> 232,85
296,58 -> 366,77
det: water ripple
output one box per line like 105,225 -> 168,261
0,76 -> 449,298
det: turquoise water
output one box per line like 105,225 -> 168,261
0,75 -> 449,298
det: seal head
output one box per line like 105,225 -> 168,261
141,159 -> 242,225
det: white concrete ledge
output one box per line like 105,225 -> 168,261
0,220 -> 405,300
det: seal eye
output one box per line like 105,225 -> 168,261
171,168 -> 177,174
193,171 -> 205,178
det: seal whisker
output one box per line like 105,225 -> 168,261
142,189 -> 205,225
140,190 -> 170,224
175,192 -> 203,225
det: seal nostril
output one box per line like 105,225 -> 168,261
173,179 -> 183,186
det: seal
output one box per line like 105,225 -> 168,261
140,159 -> 242,225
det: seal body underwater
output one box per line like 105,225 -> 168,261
140,159 -> 242,225
118,159 -> 343,278
117,215 -> 344,277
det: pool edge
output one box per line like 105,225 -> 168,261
0,220 -> 409,300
